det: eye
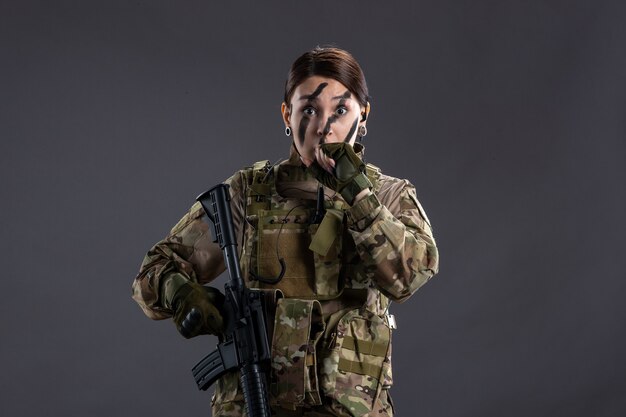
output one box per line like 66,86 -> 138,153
303,107 -> 316,116
336,106 -> 348,116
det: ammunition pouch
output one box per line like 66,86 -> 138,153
270,298 -> 326,409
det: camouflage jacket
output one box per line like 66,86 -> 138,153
132,144 -> 439,414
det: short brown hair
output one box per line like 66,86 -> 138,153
284,46 -> 369,108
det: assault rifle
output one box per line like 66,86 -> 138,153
192,184 -> 272,417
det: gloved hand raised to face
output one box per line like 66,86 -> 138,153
165,277 -> 226,339
307,142 -> 373,205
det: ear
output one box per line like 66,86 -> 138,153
281,102 -> 291,127
360,102 -> 371,123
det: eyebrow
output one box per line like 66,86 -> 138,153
332,91 -> 351,100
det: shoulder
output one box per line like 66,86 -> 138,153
169,200 -> 205,236
368,164 -> 412,202
225,160 -> 272,188
370,165 -> 432,228
174,160 -> 271,233
212,159 -> 272,198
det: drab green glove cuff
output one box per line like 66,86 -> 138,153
340,172 -> 372,205
160,272 -> 189,310
308,143 -> 372,205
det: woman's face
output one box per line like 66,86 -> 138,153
282,76 -> 368,165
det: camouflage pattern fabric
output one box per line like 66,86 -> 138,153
211,387 -> 394,417
271,298 -> 326,408
132,143 -> 439,416
319,308 -> 392,417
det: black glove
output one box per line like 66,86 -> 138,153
171,281 -> 225,339
307,143 -> 372,205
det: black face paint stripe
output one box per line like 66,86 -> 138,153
295,83 -> 328,146
301,82 -> 328,101
335,91 -> 351,101
336,91 -> 351,109
298,115 -> 310,147
344,117 -> 359,143
320,91 -> 352,144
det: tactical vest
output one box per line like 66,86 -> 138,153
238,159 -> 382,301
215,160 -> 394,413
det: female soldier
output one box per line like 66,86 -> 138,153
132,46 -> 439,417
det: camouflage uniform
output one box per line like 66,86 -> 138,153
132,144 -> 439,416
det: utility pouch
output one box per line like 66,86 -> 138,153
270,298 -> 326,409
253,208 -> 343,299
308,207 -> 344,298
256,208 -> 316,297
320,308 -> 393,417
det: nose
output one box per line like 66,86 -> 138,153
316,115 -> 333,140
315,123 -> 324,137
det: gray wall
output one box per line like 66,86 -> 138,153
2,1 -> 625,416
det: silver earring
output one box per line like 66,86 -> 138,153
358,125 -> 367,137
285,126 -> 292,137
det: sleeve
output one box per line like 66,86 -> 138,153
345,178 -> 439,303
131,172 -> 246,320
